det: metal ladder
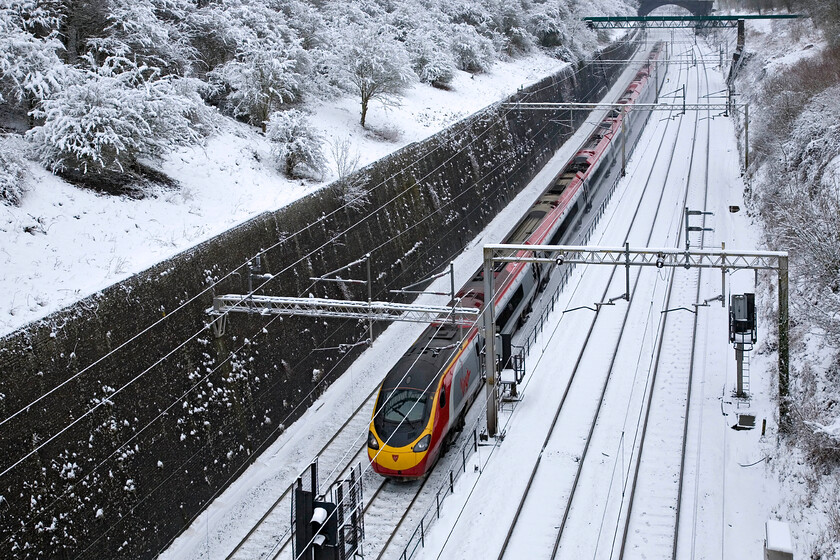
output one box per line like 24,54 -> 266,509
742,349 -> 751,395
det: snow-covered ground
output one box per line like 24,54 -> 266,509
160,30 -> 799,560
6,15 -> 827,558
0,51 -> 566,337
417,34 -> 784,560
158,41 -> 660,560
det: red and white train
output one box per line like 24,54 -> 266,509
367,45 -> 664,478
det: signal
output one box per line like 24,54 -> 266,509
309,501 -> 338,559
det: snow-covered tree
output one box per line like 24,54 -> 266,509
388,3 -> 456,88
0,1 -> 67,110
493,1 -> 533,56
266,109 -> 326,178
0,135 -> 29,205
449,22 -> 496,73
202,1 -> 308,126
336,23 -> 414,127
85,0 -> 197,76
211,37 -> 305,127
27,55 -> 205,179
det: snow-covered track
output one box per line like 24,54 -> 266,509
496,44 -> 696,560
363,476 -> 431,560
225,386 -> 379,560
616,42 -> 715,560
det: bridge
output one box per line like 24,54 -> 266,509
638,0 -> 713,17
584,14 -> 802,30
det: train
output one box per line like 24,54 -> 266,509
367,44 -> 665,478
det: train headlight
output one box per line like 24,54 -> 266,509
413,434 -> 431,453
367,431 -> 379,450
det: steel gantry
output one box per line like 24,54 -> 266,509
503,99 -> 751,171
583,14 -> 803,30
482,244 -> 790,436
209,295 -> 480,335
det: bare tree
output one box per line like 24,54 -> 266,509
339,24 -> 414,128
328,135 -> 368,209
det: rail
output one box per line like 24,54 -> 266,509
396,424 -> 481,560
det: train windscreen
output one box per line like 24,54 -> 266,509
374,388 -> 431,447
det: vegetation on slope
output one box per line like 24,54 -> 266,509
727,0 -> 840,556
0,0 -> 633,199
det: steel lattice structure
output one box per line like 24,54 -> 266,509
487,244 -> 785,271
209,294 -> 480,330
481,244 -> 790,435
502,102 -> 736,113
583,14 -> 802,29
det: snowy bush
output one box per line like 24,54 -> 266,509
445,0 -> 495,35
27,55 -> 204,178
493,3 -> 533,56
405,30 -> 456,88
387,2 -> 455,88
449,23 -> 496,73
0,136 -> 29,206
211,36 -> 305,127
328,136 -> 369,209
266,109 -> 326,179
86,0 -> 197,76
527,5 -> 569,49
0,1 -> 66,108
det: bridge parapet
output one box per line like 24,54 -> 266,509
638,0 -> 714,17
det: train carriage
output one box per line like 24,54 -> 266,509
368,44 -> 664,478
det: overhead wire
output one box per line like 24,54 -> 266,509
7,65 -> 599,549
5,40 -> 655,557
0,53 -> 607,433
1,60 -> 607,484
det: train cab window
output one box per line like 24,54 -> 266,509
439,390 -> 446,408
379,388 -> 429,425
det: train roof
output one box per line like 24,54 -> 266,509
380,324 -> 466,393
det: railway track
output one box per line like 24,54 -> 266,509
225,387 -> 379,560
495,36 -> 711,560
616,39 -> 716,560
225,39 -> 679,560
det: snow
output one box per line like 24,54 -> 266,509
417,35 -> 784,560
159,45 -> 642,560
0,52 -> 566,337
157,32 -> 799,560
766,520 -> 794,554
4,12 -> 829,560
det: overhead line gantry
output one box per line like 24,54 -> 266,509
583,14 -> 803,30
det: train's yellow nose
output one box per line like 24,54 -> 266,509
369,446 -> 421,470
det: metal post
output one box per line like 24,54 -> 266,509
778,255 -> 789,424
655,59 -> 659,104
483,247 -> 498,437
744,104 -> 750,171
735,345 -> 744,397
721,242 -> 727,307
621,114 -> 627,177
685,207 -> 690,252
624,243 -> 631,300
366,253 -> 373,344
450,262 -> 456,326
247,260 -> 254,294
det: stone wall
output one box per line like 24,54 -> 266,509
0,37 -> 638,559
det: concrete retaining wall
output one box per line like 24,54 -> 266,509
0,37 -> 638,559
